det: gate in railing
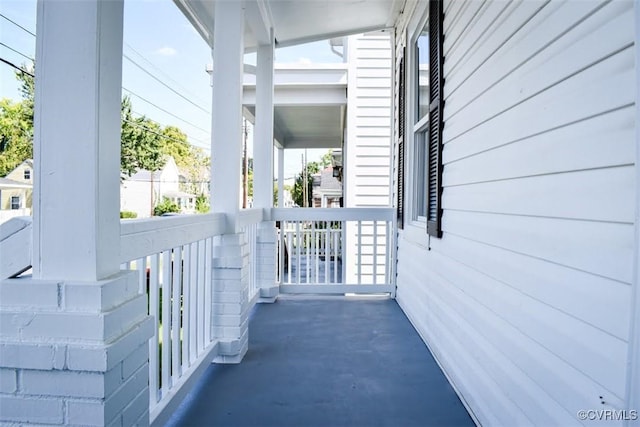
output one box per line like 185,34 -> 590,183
273,208 -> 396,295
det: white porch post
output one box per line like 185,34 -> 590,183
33,1 -> 121,281
253,37 -> 279,301
0,2 -> 152,426
209,1 -> 250,363
253,37 -> 275,210
210,1 -> 244,216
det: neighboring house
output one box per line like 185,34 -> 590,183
0,177 -> 31,224
312,166 -> 342,208
0,160 -> 33,224
120,156 -> 196,218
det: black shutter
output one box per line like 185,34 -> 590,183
397,53 -> 406,230
427,0 -> 444,238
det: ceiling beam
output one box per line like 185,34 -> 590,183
245,0 -> 274,46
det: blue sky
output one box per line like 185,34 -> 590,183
0,0 -> 340,180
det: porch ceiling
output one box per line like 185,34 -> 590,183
243,65 -> 347,149
174,0 -> 404,50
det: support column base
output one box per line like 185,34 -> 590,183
0,271 -> 152,426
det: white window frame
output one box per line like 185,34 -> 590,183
404,4 -> 430,226
24,169 -> 31,180
10,196 -> 21,210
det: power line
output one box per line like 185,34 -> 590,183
0,42 -> 34,62
123,42 -> 210,109
130,110 -> 209,148
123,53 -> 210,115
124,117 -> 210,151
0,57 -> 34,77
122,86 -> 210,135
0,13 -> 35,37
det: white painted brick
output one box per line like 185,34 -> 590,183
218,329 -> 248,355
1,295 -> 145,344
0,280 -> 59,309
0,368 -> 16,393
0,311 -> 103,341
103,294 -> 147,342
53,345 -> 66,370
67,316 -> 153,372
64,272 -> 138,312
121,343 -> 148,379
0,343 -> 56,370
104,363 -> 148,423
211,268 -> 248,281
212,243 -> 249,258
213,314 -> 243,327
212,301 -> 248,315
213,279 -> 248,293
212,233 -> 244,246
0,395 -> 63,424
22,369 -> 109,398
212,290 -> 247,303
67,399 -> 106,426
211,255 -> 248,269
214,343 -> 247,364
121,386 -> 148,427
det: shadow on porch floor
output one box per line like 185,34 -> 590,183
162,296 -> 474,427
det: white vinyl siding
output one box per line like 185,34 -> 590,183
395,0 -> 635,425
344,32 -> 393,283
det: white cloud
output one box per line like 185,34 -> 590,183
155,46 -> 177,56
297,57 -> 312,65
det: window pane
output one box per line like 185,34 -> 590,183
414,131 -> 427,218
416,23 -> 429,122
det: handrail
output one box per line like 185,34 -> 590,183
271,207 -> 394,222
120,213 -> 226,263
233,208 -> 265,231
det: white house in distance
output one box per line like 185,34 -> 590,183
120,156 -> 197,218
0,1 -> 638,426
0,160 -> 33,224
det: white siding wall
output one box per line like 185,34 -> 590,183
395,0 -> 636,425
344,32 -> 393,284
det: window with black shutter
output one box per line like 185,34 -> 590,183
397,53 -> 406,230
427,0 -> 444,238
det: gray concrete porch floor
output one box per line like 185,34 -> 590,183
163,297 -> 475,427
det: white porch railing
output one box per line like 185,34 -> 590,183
119,209 -> 264,422
272,208 -> 396,295
120,213 -> 226,421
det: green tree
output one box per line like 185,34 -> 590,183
292,161 -> 320,207
0,99 -> 32,176
0,67 -> 34,176
120,97 -> 166,178
153,197 -> 180,216
195,194 -> 209,213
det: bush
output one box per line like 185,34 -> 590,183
153,197 -> 180,216
120,211 -> 137,219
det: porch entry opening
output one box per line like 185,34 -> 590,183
274,208 -> 396,295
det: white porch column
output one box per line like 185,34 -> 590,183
0,2 -> 152,426
209,1 -> 250,363
277,147 -> 285,207
253,38 -> 279,301
253,38 -> 275,210
210,0 -> 244,217
33,0 -> 121,282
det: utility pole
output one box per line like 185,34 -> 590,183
242,118 -> 248,209
302,152 -> 308,207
